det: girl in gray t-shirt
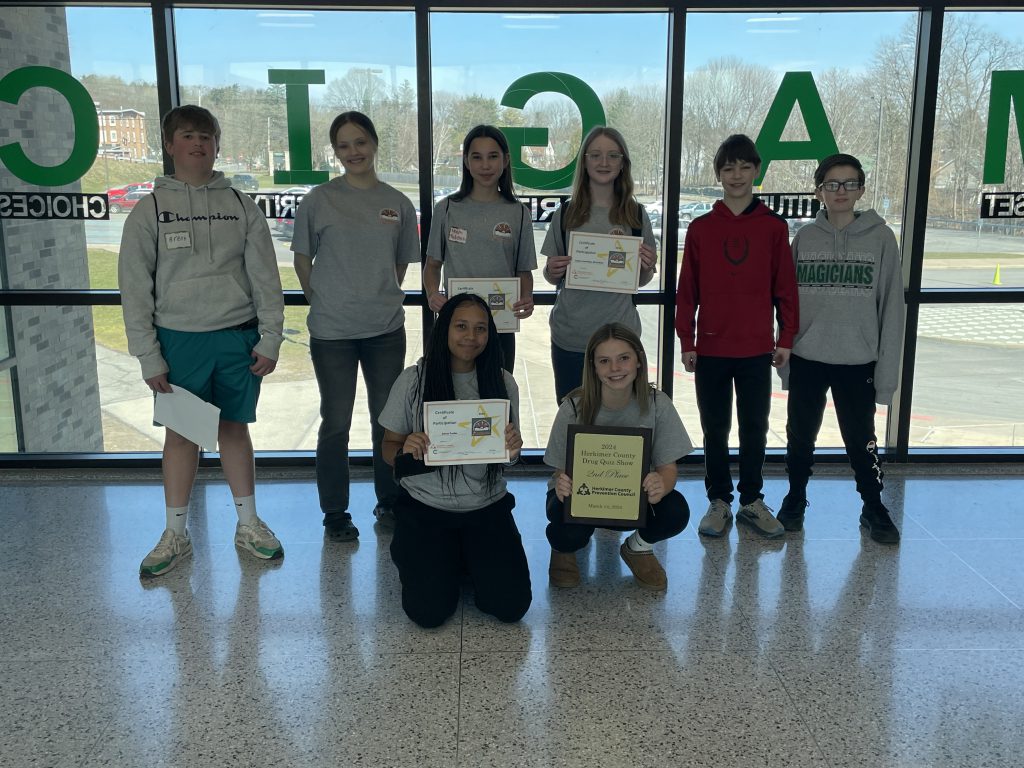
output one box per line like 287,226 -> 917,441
379,293 -> 531,628
292,111 -> 420,542
424,125 -> 537,373
544,323 -> 693,591
541,126 -> 660,402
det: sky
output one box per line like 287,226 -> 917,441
64,8 -> 1024,101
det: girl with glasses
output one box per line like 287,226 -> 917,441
541,126 -> 659,402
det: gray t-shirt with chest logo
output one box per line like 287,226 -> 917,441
292,176 -> 419,340
379,364 -> 520,512
541,204 -> 655,352
426,196 -> 537,282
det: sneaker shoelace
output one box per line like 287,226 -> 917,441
152,529 -> 182,556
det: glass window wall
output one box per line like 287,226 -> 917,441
673,10 -> 917,449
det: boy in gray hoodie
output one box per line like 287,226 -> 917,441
776,153 -> 905,543
119,106 -> 285,576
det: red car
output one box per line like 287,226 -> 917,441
108,189 -> 151,214
105,181 -> 154,198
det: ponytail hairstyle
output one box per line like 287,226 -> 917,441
329,110 -> 379,148
564,125 -> 642,232
451,124 -> 518,204
568,322 -> 654,425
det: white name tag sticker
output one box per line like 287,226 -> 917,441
448,226 -> 468,244
165,231 -> 192,250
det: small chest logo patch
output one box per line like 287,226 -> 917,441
379,208 -> 400,224
492,222 -> 513,240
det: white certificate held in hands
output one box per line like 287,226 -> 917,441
564,231 -> 642,294
447,277 -> 521,333
154,385 -> 220,451
423,399 -> 510,466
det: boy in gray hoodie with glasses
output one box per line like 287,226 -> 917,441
119,105 -> 285,576
776,153 -> 905,543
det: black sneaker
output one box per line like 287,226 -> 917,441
777,494 -> 808,532
373,503 -> 395,529
324,512 -> 359,542
859,502 -> 900,544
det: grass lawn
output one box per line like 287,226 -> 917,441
82,160 -> 163,194
89,247 -> 314,383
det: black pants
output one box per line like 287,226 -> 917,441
694,354 -> 772,505
545,488 -> 690,552
390,491 -> 532,628
785,354 -> 883,503
551,343 -> 586,403
498,333 -> 516,375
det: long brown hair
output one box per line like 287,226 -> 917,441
568,323 -> 653,425
563,126 -> 642,232
452,125 -> 518,204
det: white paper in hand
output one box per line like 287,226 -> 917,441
154,385 -> 221,451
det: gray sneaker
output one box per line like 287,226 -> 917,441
698,499 -> 733,537
737,498 -> 785,538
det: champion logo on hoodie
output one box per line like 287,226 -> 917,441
157,211 -> 241,224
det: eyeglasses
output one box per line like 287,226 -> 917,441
585,151 -> 624,163
817,180 -> 864,192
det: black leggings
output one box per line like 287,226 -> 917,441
545,488 -> 690,553
390,491 -> 532,628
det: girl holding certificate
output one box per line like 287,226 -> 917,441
542,126 -> 659,401
379,293 -> 531,628
423,125 -> 537,373
292,111 -> 420,540
544,323 -> 692,590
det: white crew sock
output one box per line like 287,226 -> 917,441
626,531 -> 653,553
234,495 -> 258,526
166,505 -> 189,536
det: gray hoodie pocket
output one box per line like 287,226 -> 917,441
162,275 -> 250,316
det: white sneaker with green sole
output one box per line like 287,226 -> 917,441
139,528 -> 192,578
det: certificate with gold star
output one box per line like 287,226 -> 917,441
423,399 -> 510,465
446,277 -> 521,333
564,232 -> 642,294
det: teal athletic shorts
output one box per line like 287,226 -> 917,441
155,323 -> 262,424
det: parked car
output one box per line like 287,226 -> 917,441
788,216 -> 815,236
105,181 -> 153,198
649,210 -> 689,251
231,173 -> 260,192
678,201 -> 714,221
108,189 -> 151,214
433,187 -> 456,204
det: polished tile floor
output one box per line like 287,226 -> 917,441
2,466 -> 1023,768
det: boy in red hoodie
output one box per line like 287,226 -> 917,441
675,134 -> 799,539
